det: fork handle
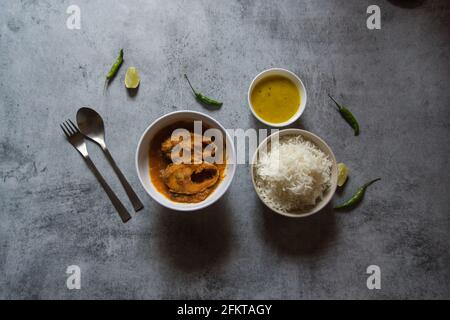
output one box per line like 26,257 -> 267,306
103,148 -> 144,212
84,155 -> 131,223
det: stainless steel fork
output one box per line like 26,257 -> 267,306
60,120 -> 131,223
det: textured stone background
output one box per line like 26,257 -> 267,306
0,0 -> 449,299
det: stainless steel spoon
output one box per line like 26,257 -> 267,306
76,107 -> 144,212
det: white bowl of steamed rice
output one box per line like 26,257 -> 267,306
251,129 -> 338,218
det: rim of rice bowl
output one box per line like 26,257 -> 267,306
251,129 -> 338,218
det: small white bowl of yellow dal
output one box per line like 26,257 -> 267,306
248,68 -> 307,127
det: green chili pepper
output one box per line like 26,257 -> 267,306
328,94 -> 360,136
106,49 -> 124,81
184,74 -> 223,107
334,178 -> 380,209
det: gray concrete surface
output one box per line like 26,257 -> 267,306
0,0 -> 449,299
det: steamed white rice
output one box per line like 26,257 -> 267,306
254,134 -> 332,212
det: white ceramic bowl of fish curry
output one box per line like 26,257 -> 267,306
136,110 -> 236,211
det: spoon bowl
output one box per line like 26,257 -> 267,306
76,107 -> 107,149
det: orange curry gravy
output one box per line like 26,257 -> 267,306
149,121 -> 227,203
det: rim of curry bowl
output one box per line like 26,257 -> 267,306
135,110 -> 237,212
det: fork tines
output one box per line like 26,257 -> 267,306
60,119 -> 79,137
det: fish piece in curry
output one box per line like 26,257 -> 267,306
161,133 -> 216,162
162,162 -> 219,194
148,121 -> 226,204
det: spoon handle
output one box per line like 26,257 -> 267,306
103,148 -> 144,212
83,156 -> 131,223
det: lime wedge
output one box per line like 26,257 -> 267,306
337,163 -> 349,187
125,67 -> 140,89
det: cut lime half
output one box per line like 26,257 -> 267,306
125,67 -> 140,89
337,163 -> 349,187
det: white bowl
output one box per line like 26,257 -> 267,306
251,129 -> 338,218
248,68 -> 307,127
135,110 -> 236,211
